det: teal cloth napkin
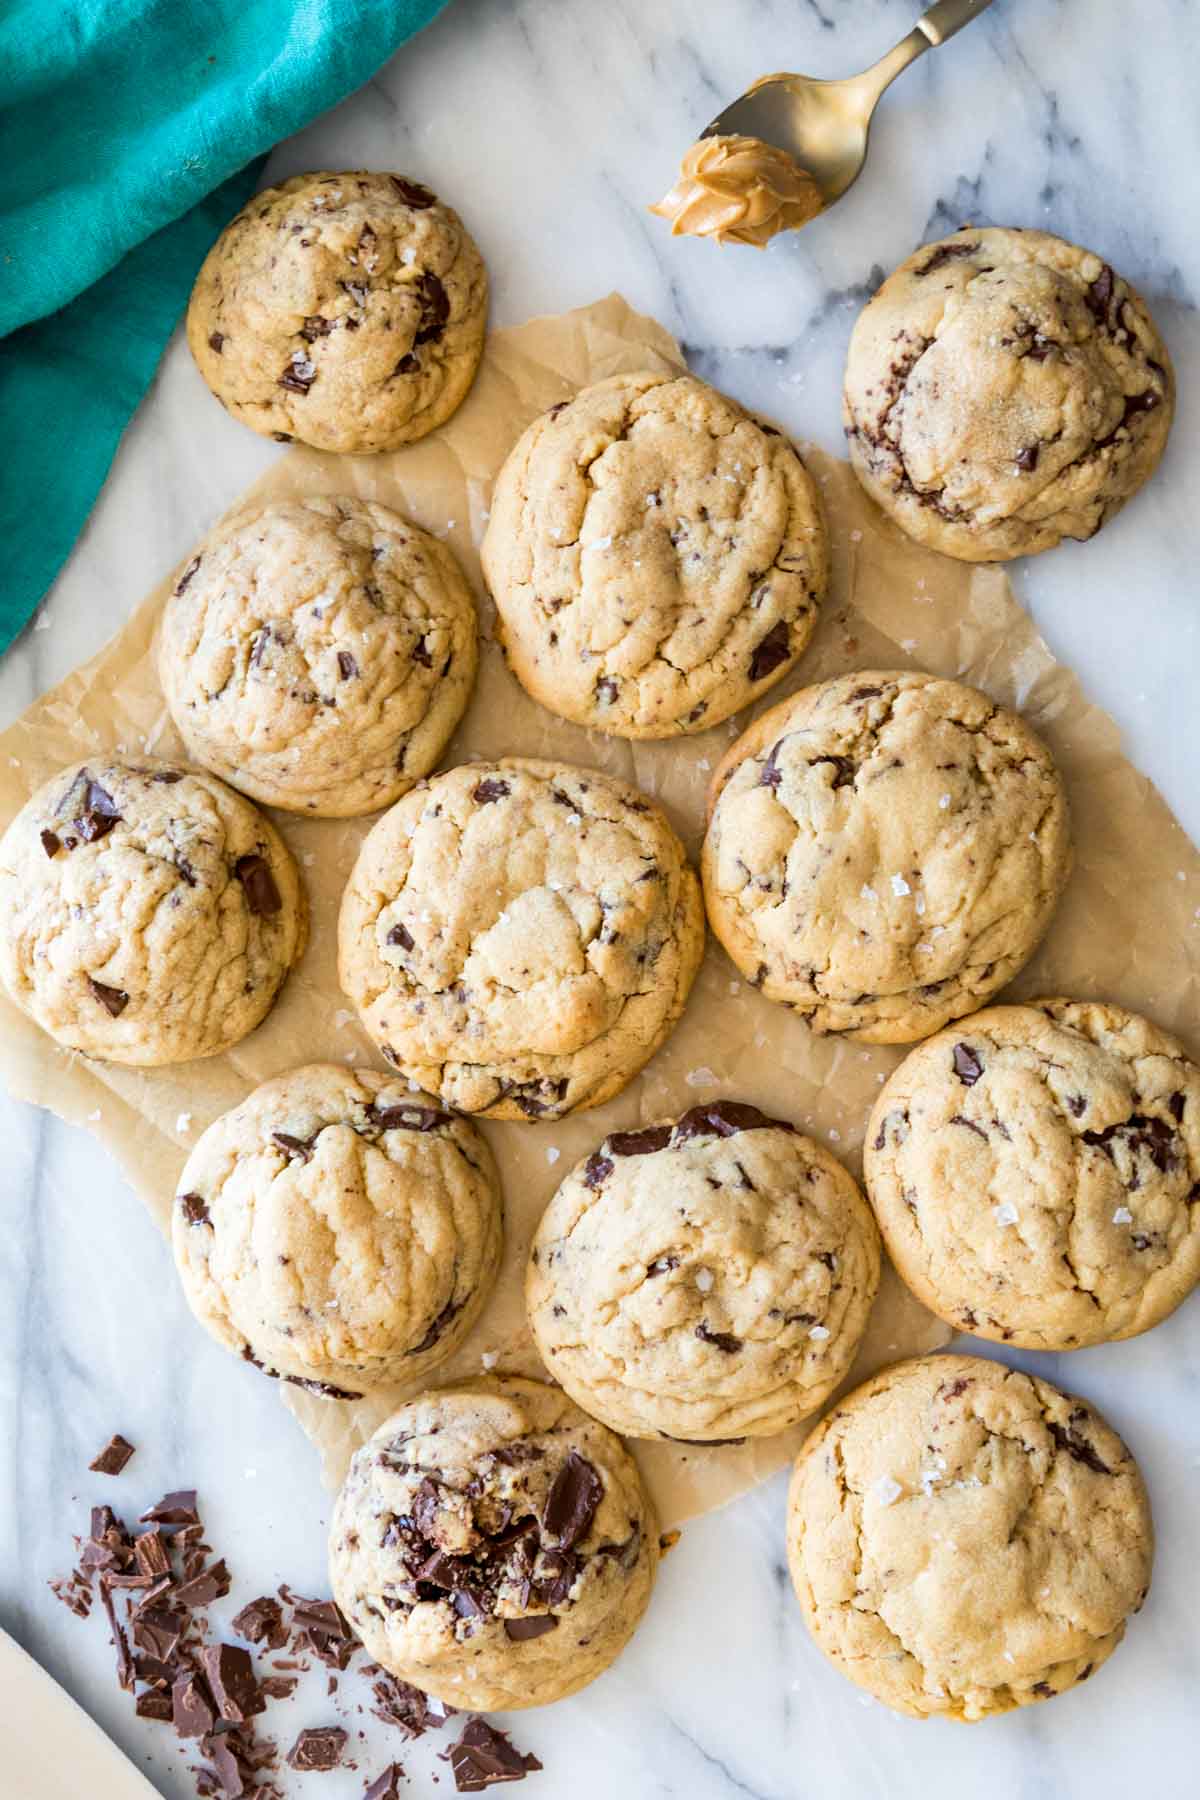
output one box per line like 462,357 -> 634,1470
0,0 -> 449,655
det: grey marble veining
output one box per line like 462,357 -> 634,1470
1,2 -> 1198,1795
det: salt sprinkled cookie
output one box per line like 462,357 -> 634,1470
159,497 -> 478,817
481,371 -> 827,737
0,759 -> 304,1064
844,227 -> 1174,561
786,1354 -> 1153,1719
527,1099 -> 879,1441
173,1064 -> 502,1397
865,1000 -> 1200,1350
187,171 -> 488,453
701,670 -> 1071,1043
338,758 -> 705,1119
329,1376 -> 658,1709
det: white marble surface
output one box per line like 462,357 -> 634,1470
2,1 -> 1198,1795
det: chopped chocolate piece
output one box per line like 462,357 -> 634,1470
136,1688 -> 174,1721
394,352 -> 421,375
1082,1112 -> 1177,1172
392,176 -> 436,208
338,650 -> 359,680
71,776 -> 121,842
1085,264 -> 1115,324
1047,1414 -> 1112,1476
582,1152 -> 613,1189
451,1589 -> 486,1620
134,1529 -> 171,1579
287,1725 -> 348,1771
180,1193 -> 211,1227
90,1434 -> 136,1476
173,1669 -> 217,1737
364,1765 -> 406,1800
387,921 -> 415,951
414,271 -> 450,345
695,1321 -> 742,1354
40,829 -> 62,858
88,976 -> 129,1017
287,1591 -> 358,1670
646,1255 -> 678,1277
373,1102 -> 451,1132
472,778 -> 510,804
952,1043 -> 983,1085
201,1644 -> 265,1724
749,618 -> 790,682
917,240 -> 978,275
543,1451 -> 603,1549
279,351 -> 318,393
673,1099 -> 792,1142
208,332 -> 226,354
503,1614 -> 558,1641
234,853 -> 281,917
174,1555 -> 233,1612
271,1130 -> 316,1163
141,1490 -> 200,1527
606,1125 -> 671,1159
445,1717 -> 542,1792
232,1595 -> 287,1650
369,1667 -> 452,1738
98,1581 -> 135,1690
299,315 -> 334,342
133,1605 -> 184,1662
1014,444 -> 1039,472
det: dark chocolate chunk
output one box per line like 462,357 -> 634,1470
175,1559 -> 232,1608
299,314 -> 334,342
231,1595 -> 286,1648
394,351 -> 421,375
387,921 -> 415,951
412,633 -> 433,667
272,1130 -> 317,1163
606,1125 -> 672,1159
1066,1093 -> 1087,1118
338,650 -> 359,680
472,778 -> 510,804
208,332 -> 226,354
259,1674 -> 297,1699
133,1529 -> 170,1580
582,1152 -> 613,1188
414,271 -> 450,345
673,1099 -> 792,1142
364,1766 -> 406,1800
1047,1414 -> 1111,1476
98,1581 -> 135,1691
88,977 -> 130,1017
201,1644 -> 265,1724
445,1717 -> 542,1792
695,1321 -> 742,1354
949,1114 -> 988,1140
1014,444 -> 1039,472
408,1293 -> 462,1356
372,1101 -> 452,1132
135,1690 -> 173,1721
392,176 -> 437,208
369,1668 -> 453,1738
543,1451 -> 603,1549
172,1668 -> 217,1737
89,1434 -> 136,1477
234,853 -> 281,916
759,741 -> 785,790
917,239 -> 978,275
1082,1113 -> 1177,1173
503,1614 -> 558,1641
1085,264 -> 1115,325
810,754 -> 856,788
40,829 -> 62,858
952,1043 -> 983,1085
179,1193 -> 211,1227
287,1725 -> 348,1771
749,618 -> 790,682
72,777 -> 121,842
175,557 -> 202,594
938,1377 -> 971,1401
132,1605 -> 183,1662
279,351 -> 318,393
140,1490 -> 200,1526
646,1255 -> 678,1277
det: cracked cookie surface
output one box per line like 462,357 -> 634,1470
481,371 -> 828,737
0,758 -> 304,1064
329,1375 -> 658,1708
173,1064 -> 502,1395
786,1353 -> 1153,1720
701,670 -> 1071,1043
338,758 -> 705,1118
187,171 -> 488,453
159,497 -> 478,817
844,226 -> 1174,561
526,1098 -> 880,1441
865,1000 -> 1200,1350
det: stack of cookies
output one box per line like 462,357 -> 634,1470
1,171 -> 1190,1726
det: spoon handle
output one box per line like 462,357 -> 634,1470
916,0 -> 995,45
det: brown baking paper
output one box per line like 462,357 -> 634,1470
2,296 -> 1197,1529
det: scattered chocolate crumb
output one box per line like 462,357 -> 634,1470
287,1725 -> 348,1771
90,1434 -> 136,1477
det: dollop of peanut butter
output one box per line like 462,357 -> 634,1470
650,134 -> 824,248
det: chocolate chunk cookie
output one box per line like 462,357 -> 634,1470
159,498 -> 478,817
0,759 -> 304,1064
701,671 -> 1071,1043
329,1376 -> 658,1709
187,171 -> 488,453
173,1065 -> 502,1395
844,227 -> 1174,560
337,759 -> 705,1118
786,1354 -> 1153,1719
526,1098 -> 880,1440
481,372 -> 827,737
865,1000 -> 1200,1350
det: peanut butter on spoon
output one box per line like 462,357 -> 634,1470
650,133 -> 824,248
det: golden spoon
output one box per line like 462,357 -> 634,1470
701,0 -> 996,214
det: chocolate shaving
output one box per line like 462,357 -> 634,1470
90,1434 -> 136,1476
234,853 -> 281,916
